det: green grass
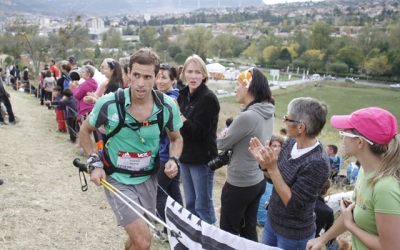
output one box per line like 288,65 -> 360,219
216,81 -> 400,162
217,81 -> 400,132
271,82 -> 400,133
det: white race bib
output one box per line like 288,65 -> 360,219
116,150 -> 152,171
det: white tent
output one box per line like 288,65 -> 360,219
206,63 -> 226,73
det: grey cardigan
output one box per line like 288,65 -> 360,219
217,102 -> 274,187
267,138 -> 330,240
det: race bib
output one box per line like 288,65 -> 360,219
116,151 -> 152,171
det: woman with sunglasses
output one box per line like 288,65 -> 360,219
155,64 -> 183,228
307,107 -> 400,250
217,67 -> 274,241
249,97 -> 330,249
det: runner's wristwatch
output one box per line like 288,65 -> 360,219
169,156 -> 180,167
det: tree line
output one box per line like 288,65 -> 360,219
1,16 -> 400,82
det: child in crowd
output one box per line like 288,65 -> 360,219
45,86 -> 67,132
315,179 -> 334,237
346,160 -> 360,185
43,70 -> 56,109
279,127 -> 287,140
256,135 -> 285,226
220,117 -> 233,136
39,70 -> 46,105
326,144 -> 342,180
45,88 -> 78,143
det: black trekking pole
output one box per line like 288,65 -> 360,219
73,158 -> 88,191
71,158 -> 181,240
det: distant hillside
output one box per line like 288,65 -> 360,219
1,0 -> 266,17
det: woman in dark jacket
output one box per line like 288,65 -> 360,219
178,54 -> 220,224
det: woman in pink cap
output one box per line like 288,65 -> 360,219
307,107 -> 400,250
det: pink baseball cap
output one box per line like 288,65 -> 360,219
330,107 -> 398,145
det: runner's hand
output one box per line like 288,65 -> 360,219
90,168 -> 106,186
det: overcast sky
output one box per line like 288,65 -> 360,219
263,0 -> 321,4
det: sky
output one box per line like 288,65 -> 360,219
263,0 -> 320,4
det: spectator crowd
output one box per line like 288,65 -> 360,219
1,49 -> 399,250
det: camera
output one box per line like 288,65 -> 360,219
207,149 -> 233,171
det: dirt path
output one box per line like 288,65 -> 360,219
0,87 -> 128,249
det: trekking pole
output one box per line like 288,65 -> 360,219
100,179 -> 157,230
73,158 -> 88,191
72,158 -> 181,238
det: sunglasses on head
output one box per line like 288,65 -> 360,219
160,63 -> 172,70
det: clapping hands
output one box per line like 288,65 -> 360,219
248,137 -> 279,172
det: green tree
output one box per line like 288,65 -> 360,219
174,53 -> 188,64
284,43 -> 299,59
336,46 -> 364,70
168,45 -> 182,60
278,48 -> 292,63
357,25 -> 386,55
328,62 -> 349,75
243,43 -> 258,60
301,49 -> 324,72
48,20 -> 91,60
5,25 -> 48,75
182,27 -> 212,57
301,49 -> 324,61
388,23 -> 400,50
139,26 -> 157,47
95,44 -> 101,58
102,28 -> 123,49
308,22 -> 333,50
387,49 -> 400,79
262,45 -> 279,64
290,29 -> 308,56
207,34 -> 246,59
364,55 -> 391,76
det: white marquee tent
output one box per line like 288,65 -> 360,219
206,63 -> 226,73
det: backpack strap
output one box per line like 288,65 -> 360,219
104,88 -> 125,142
102,89 -> 166,177
154,90 -> 166,144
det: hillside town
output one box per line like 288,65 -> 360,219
0,0 -> 398,46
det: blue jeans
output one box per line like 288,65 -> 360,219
262,219 -> 315,250
180,163 -> 216,224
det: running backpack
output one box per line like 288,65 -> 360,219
102,88 -> 167,177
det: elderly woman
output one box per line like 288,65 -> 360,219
307,107 -> 400,250
249,97 -> 330,249
217,67 -> 274,241
70,65 -> 97,122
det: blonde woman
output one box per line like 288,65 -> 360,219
178,54 -> 220,225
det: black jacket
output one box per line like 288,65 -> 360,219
178,83 -> 220,164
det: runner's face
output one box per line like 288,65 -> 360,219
128,63 -> 156,101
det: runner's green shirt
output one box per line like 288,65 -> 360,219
88,88 -> 182,185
